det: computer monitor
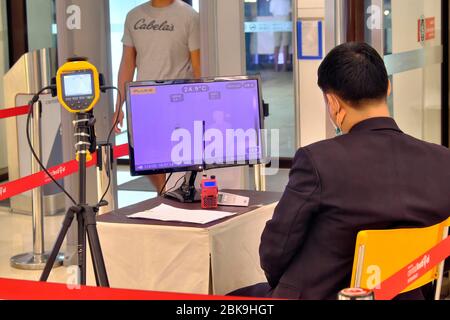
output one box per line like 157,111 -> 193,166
126,75 -> 266,178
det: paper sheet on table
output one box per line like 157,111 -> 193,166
127,204 -> 238,224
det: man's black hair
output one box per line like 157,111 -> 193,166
317,42 -> 389,105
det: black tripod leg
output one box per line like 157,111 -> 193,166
77,211 -> 87,285
86,212 -> 100,286
40,207 -> 77,282
84,206 -> 109,287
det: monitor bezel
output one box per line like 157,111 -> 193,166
126,75 -> 268,177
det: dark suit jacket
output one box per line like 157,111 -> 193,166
260,117 -> 450,300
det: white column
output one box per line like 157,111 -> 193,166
296,0 -> 331,147
200,0 -> 246,77
56,0 -> 116,246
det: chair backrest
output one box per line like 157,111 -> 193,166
350,220 -> 446,294
444,217 -> 450,228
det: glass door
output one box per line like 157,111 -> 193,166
244,0 -> 296,158
243,0 -> 295,192
327,0 -> 445,145
384,0 -> 443,144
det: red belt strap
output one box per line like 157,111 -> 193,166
0,105 -> 30,119
0,143 -> 129,201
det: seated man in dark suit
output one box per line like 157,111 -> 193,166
230,42 -> 450,300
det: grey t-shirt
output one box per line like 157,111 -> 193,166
122,0 -> 200,81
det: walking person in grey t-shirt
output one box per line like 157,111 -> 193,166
113,0 -> 201,193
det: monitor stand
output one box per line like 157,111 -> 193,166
164,171 -> 201,203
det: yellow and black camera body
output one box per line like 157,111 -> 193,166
56,59 -> 100,113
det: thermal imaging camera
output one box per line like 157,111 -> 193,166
56,58 -> 100,113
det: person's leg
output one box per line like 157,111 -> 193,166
273,46 -> 281,72
281,31 -> 291,72
227,283 -> 273,298
282,45 -> 289,71
146,174 -> 167,195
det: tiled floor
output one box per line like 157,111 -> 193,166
0,164 -> 158,284
0,210 -> 69,284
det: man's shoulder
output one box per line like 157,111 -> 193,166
175,0 -> 199,17
176,0 -> 196,10
301,136 -> 344,155
300,131 -> 450,163
126,2 -> 148,18
403,133 -> 450,157
127,1 -> 198,18
290,139 -> 340,169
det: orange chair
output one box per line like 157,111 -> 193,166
435,217 -> 450,299
350,217 -> 450,300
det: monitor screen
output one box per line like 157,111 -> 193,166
126,76 -> 265,176
63,73 -> 93,97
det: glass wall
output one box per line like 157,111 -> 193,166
386,0 -> 442,144
26,0 -> 57,51
364,0 -> 442,144
331,0 -> 444,145
244,0 -> 295,158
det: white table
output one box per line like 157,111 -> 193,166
87,190 -> 280,295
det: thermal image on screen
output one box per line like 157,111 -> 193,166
128,79 -> 263,173
63,73 -> 93,97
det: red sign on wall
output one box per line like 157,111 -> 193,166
418,17 -> 436,43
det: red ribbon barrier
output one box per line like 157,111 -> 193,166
374,236 -> 450,300
0,105 -> 30,119
0,143 -> 129,202
0,278 -> 261,300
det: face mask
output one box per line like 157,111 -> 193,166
329,117 -> 343,136
327,105 -> 343,136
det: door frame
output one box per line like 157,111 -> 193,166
442,0 -> 449,147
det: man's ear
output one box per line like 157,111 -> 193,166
326,93 -> 340,115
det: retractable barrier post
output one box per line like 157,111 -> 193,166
10,102 -> 64,270
96,143 -> 115,215
254,165 -> 267,192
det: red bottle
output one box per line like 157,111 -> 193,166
201,175 -> 218,209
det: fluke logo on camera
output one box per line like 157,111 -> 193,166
131,87 -> 157,95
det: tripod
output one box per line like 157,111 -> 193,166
40,112 -> 109,287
